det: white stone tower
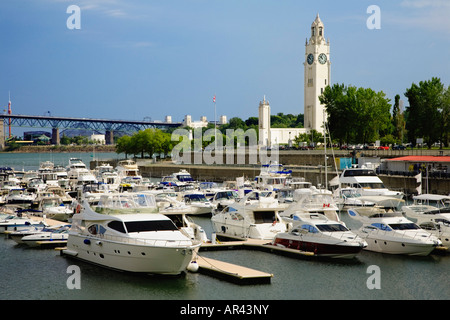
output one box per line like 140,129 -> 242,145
258,96 -> 271,146
304,14 -> 330,133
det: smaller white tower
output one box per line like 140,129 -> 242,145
258,96 -> 271,147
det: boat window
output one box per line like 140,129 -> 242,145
108,221 -> 127,233
316,224 -> 349,232
300,224 -> 318,233
388,223 -> 420,230
125,220 -> 178,233
343,169 -> 377,177
435,219 -> 450,227
371,223 -> 392,231
419,222 -> 438,231
253,211 -> 276,224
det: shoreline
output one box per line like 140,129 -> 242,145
1,145 -> 117,153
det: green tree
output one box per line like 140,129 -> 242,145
320,84 -> 391,145
405,77 -> 446,148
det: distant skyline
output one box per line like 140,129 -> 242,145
1,0 -> 449,136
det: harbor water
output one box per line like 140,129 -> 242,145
0,152 -> 449,300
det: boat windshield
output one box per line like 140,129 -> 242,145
316,224 -> 349,232
388,223 -> 421,230
125,220 -> 178,233
185,194 -> 207,202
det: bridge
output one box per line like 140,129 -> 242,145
0,114 -> 182,148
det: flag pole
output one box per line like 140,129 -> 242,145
213,94 -> 216,150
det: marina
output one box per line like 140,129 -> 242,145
0,151 -> 449,300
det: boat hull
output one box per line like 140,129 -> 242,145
64,234 -> 197,275
361,236 -> 438,256
272,236 -> 364,259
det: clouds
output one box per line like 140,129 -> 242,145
395,0 -> 450,33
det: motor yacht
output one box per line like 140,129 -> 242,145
330,166 -> 404,199
21,225 -> 70,247
402,194 -> 450,251
211,190 -> 286,240
280,187 -> 341,223
210,189 -> 239,214
37,196 -> 74,222
348,207 -> 441,256
63,200 -> 200,274
272,213 -> 367,259
255,162 -> 292,191
0,213 -> 44,233
9,225 -> 48,244
181,193 -> 213,215
5,188 -> 35,206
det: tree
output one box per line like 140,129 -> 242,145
319,84 -> 392,145
405,77 -> 446,148
391,94 -> 405,144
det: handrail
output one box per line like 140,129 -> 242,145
70,232 -> 198,248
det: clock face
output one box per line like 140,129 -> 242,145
307,53 -> 314,65
318,53 -> 327,64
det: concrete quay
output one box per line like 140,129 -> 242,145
93,148 -> 450,195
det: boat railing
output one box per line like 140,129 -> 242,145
79,232 -> 196,248
360,226 -> 437,241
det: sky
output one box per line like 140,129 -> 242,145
0,0 -> 449,136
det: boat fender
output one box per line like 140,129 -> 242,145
96,241 -> 102,246
83,239 -> 91,245
187,261 -> 199,273
76,204 -> 81,214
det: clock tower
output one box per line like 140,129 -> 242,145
304,14 -> 330,133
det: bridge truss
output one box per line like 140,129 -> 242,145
0,114 -> 182,133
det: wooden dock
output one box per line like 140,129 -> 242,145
195,255 -> 273,285
193,236 -> 314,284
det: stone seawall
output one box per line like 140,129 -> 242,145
137,163 -> 450,196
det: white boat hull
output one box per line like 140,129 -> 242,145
211,220 -> 285,240
360,233 -> 439,256
64,234 -> 197,275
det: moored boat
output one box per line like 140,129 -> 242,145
348,207 -> 442,256
272,214 -> 367,259
63,200 -> 201,274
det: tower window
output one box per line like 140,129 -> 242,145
319,27 -> 323,36
325,79 -> 327,85
311,27 -> 315,37
308,79 -> 313,87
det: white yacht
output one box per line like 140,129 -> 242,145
63,201 -> 200,274
330,166 -> 404,199
210,189 -> 239,214
20,225 -> 69,247
181,193 -> 213,215
348,207 -> 441,256
272,213 -> 367,259
280,187 -> 341,223
402,194 -> 450,251
67,158 -> 97,187
5,188 -> 35,205
211,190 -> 286,240
37,196 -> 73,222
115,159 -> 142,183
0,214 -> 44,233
255,162 -> 292,191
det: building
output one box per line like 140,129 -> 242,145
259,14 -> 331,147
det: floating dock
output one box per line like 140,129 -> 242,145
193,235 -> 314,284
195,256 -> 273,285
